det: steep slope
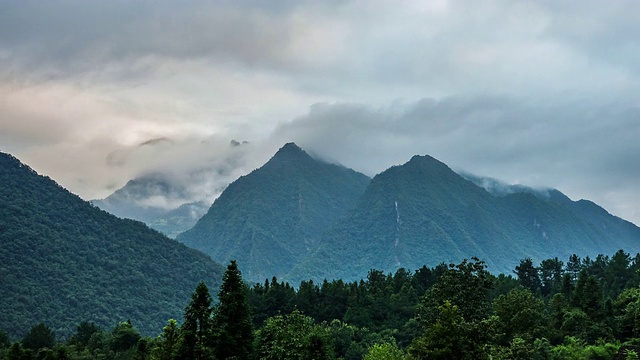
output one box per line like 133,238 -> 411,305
0,152 -> 224,338
177,143 -> 371,283
92,175 -> 210,238
292,155 -> 640,283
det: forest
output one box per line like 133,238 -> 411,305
3,250 -> 640,360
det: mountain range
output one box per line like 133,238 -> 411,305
5,139 -> 640,335
0,152 -> 224,338
174,144 -> 640,284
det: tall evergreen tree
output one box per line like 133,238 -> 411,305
212,260 -> 254,360
153,319 -> 180,360
177,282 -> 213,360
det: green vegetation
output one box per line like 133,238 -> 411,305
299,153 -> 640,284
177,142 -> 371,283
4,252 -> 640,359
177,144 -> 640,285
0,152 -> 224,338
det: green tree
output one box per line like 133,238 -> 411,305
177,282 -> 213,360
540,257 -> 564,297
68,321 -> 100,349
254,310 -> 334,360
110,320 -> 141,353
22,323 -> 55,351
363,340 -> 406,360
4,342 -> 30,360
409,301 -> 489,360
152,319 -> 179,360
418,258 -> 493,323
515,258 -> 541,294
212,260 -> 253,360
492,288 -> 546,344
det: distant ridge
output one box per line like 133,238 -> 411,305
0,151 -> 224,338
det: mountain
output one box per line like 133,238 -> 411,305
177,143 -> 371,283
92,175 -> 210,238
290,155 -> 640,283
0,152 -> 224,338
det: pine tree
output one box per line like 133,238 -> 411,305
212,260 -> 254,360
177,282 -> 214,360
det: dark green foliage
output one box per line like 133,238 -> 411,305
152,319 -> 179,360
410,301 -> 490,360
212,260 -> 253,360
253,310 -> 335,360
0,152 -> 224,338
492,288 -> 547,344
110,321 -> 141,353
21,323 -> 55,351
68,321 -> 100,349
418,258 -> 493,323
177,282 -> 213,360
6,252 -> 640,359
177,143 -> 371,283
515,258 -> 542,294
0,331 -> 9,349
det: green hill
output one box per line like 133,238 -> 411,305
291,155 -> 640,283
177,143 -> 371,283
0,152 -> 224,338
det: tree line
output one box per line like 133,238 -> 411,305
4,250 -> 640,359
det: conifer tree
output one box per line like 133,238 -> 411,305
177,282 -> 213,360
212,260 -> 253,360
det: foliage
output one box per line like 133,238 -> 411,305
363,340 -> 406,360
6,253 -> 640,359
253,310 -> 335,360
177,143 -> 371,283
409,301 -> 490,360
21,323 -> 55,351
212,260 -> 253,360
0,152 -> 224,339
176,282 -> 213,360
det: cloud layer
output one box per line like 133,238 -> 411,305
1,0 -> 639,224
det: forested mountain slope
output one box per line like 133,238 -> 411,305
177,143 -> 371,283
0,152 -> 224,338
292,155 -> 640,283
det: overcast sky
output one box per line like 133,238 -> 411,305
1,0 -> 639,225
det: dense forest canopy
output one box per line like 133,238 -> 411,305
0,152 -> 224,338
4,250 -> 640,359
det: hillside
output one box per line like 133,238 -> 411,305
177,143 -> 371,283
290,155 -> 640,283
0,152 -> 224,338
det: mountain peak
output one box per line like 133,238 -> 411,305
407,154 -> 444,166
267,142 -> 313,165
276,142 -> 304,155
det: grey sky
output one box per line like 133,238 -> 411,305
1,0 -> 639,225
